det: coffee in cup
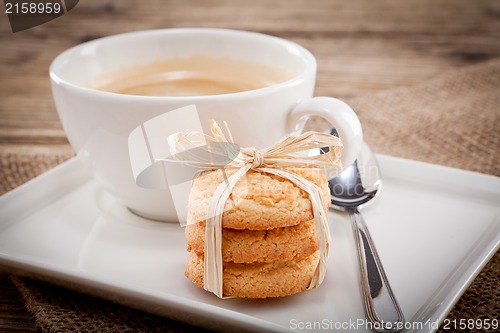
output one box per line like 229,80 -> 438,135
89,54 -> 296,97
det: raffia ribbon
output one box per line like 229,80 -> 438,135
167,120 -> 343,298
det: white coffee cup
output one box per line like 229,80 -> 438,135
50,28 -> 362,222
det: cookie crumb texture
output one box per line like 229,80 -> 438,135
185,168 -> 329,298
188,168 -> 331,230
185,250 -> 320,298
186,219 -> 319,263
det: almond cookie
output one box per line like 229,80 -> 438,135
185,250 -> 320,298
188,168 -> 331,230
185,219 -> 319,263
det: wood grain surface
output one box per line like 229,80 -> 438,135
1,0 -> 499,332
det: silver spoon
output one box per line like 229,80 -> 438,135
329,138 -> 404,332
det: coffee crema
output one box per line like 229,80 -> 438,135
89,54 -> 296,96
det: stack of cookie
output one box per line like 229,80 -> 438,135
184,167 -> 331,298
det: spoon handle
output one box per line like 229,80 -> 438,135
349,207 -> 405,332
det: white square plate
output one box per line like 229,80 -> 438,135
0,156 -> 499,332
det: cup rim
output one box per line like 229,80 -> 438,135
49,28 -> 317,101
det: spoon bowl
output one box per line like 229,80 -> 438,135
330,143 -> 381,209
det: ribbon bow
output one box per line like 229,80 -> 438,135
167,120 -> 343,298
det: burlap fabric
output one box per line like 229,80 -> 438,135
1,59 -> 498,332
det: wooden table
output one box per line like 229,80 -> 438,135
1,0 -> 499,332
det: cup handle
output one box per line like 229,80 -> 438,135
287,96 -> 363,170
